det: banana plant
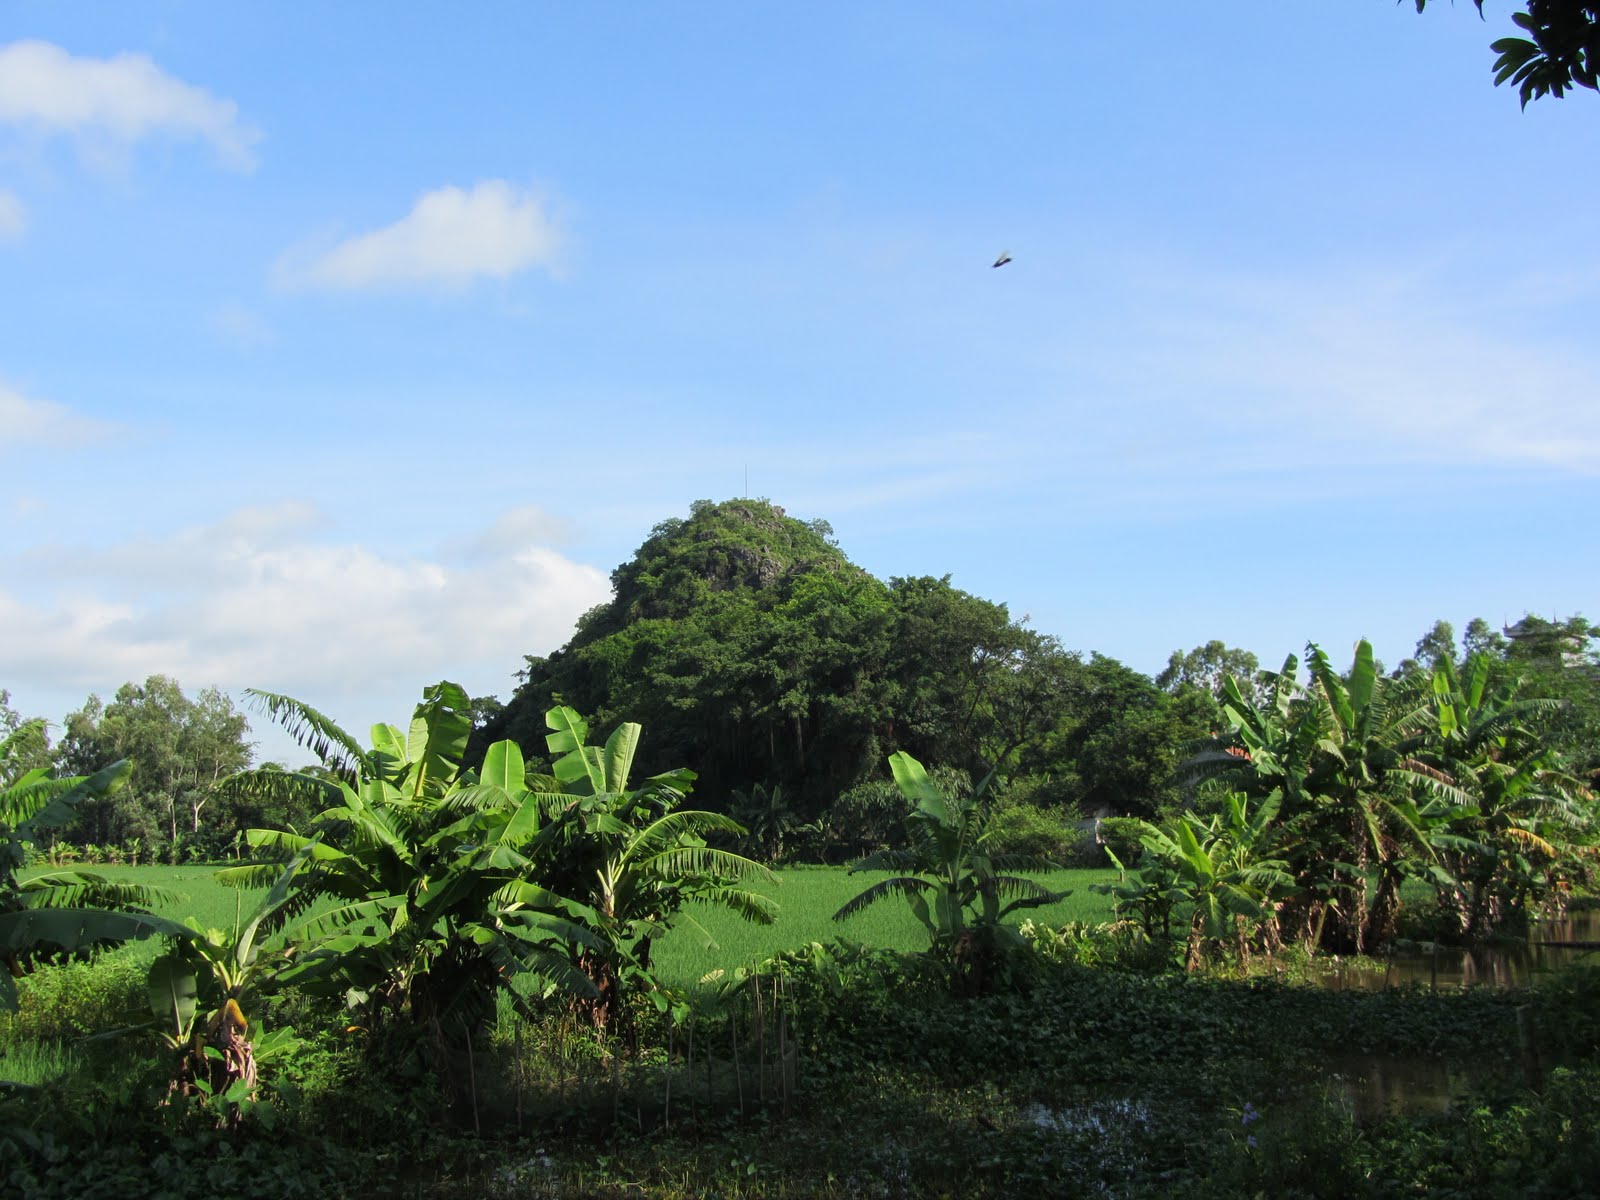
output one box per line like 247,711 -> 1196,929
217,683 -> 603,1049
534,706 -> 778,1031
1136,791 -> 1295,971
1090,836 -> 1186,940
1196,640 -> 1459,952
833,751 -> 1064,995
139,847 -> 313,1121
0,746 -> 185,1011
1426,654 -> 1594,935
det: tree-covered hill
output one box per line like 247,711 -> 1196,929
475,498 -> 1211,823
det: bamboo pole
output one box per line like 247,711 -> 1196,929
664,1023 -> 674,1129
731,1011 -> 744,1115
611,1040 -> 621,1126
777,974 -> 789,1117
754,976 -> 766,1107
515,1020 -> 524,1132
466,1031 -> 480,1138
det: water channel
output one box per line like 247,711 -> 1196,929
1312,908 -> 1599,1118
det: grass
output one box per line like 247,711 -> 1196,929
12,862 -> 1124,993
653,865 -> 1122,984
21,862 -> 267,933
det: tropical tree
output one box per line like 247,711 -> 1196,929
1156,640 -> 1261,701
1120,792 -> 1296,971
729,782 -> 798,862
833,751 -> 1064,995
1020,653 -> 1218,821
1427,654 -> 1595,935
1413,0 -> 1599,106
55,677 -> 253,857
0,697 -> 52,779
1091,839 -> 1187,942
140,850 -> 313,1122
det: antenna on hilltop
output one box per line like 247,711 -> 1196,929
744,464 -> 749,498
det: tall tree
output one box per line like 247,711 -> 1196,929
1156,641 -> 1260,701
0,691 -> 52,781
56,677 -> 254,856
1024,654 -> 1214,819
1414,620 -> 1458,669
1463,617 -> 1510,661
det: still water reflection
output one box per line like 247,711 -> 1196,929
1319,908 -> 1600,993
1310,912 -> 1595,1118
1326,1053 -> 1467,1119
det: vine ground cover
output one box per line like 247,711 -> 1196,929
9,865 -> 1600,1197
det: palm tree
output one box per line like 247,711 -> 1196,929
730,782 -> 798,862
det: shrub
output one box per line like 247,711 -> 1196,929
985,801 -> 1082,862
1097,816 -> 1152,867
3,952 -> 147,1041
824,778 -> 909,861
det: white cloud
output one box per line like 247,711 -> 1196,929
0,39 -> 259,170
1,504 -> 611,741
0,383 -> 115,448
0,189 -> 24,239
280,180 -> 561,292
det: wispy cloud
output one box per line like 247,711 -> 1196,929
208,304 -> 274,349
277,180 -> 562,292
1063,257 -> 1600,479
0,39 -> 260,170
0,189 -> 23,240
3,504 -> 611,718
1207,285 -> 1597,472
0,383 -> 115,449
442,505 -> 573,563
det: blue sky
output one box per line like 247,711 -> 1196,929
2,3 -> 1596,763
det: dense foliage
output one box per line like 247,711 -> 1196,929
1097,637 -> 1598,968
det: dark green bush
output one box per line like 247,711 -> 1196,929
985,802 -> 1082,862
1096,816 -> 1152,867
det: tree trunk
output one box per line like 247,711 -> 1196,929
1365,871 -> 1402,949
1185,911 -> 1206,973
573,949 -> 621,1033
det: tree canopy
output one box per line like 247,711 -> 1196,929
1415,0 -> 1599,106
479,499 -> 1221,830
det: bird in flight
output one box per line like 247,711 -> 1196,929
992,251 -> 1013,268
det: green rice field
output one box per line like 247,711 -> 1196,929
18,863 -> 1123,987
652,865 -> 1121,984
